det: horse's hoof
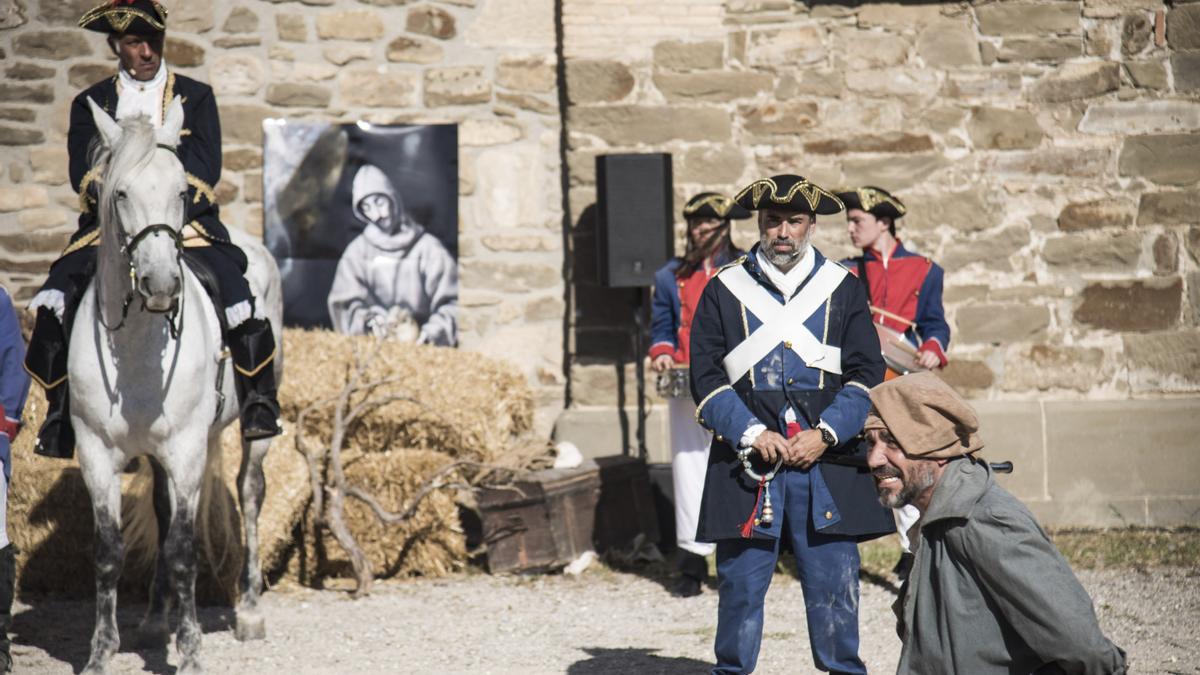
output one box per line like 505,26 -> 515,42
178,657 -> 204,675
135,622 -> 170,648
235,613 -> 266,642
81,660 -> 109,675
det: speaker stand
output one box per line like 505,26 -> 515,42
631,287 -> 649,461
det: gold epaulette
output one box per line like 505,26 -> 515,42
61,229 -> 100,256
185,173 -> 216,206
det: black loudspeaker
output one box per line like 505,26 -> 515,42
595,153 -> 673,287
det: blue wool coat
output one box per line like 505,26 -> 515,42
689,245 -> 893,541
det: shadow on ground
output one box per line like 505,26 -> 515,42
12,598 -> 234,674
568,647 -> 710,674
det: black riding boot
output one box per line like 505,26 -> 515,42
0,545 -> 13,672
670,549 -> 708,598
25,308 -> 74,459
228,317 -> 282,441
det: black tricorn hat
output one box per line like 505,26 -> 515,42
683,192 -> 752,221
733,175 -> 844,215
835,186 -> 907,220
79,0 -> 168,35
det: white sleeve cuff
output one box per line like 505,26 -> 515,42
817,420 -> 839,446
740,423 -> 767,448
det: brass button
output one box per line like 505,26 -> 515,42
787,378 -> 794,385
716,434 -> 724,442
784,341 -> 793,349
699,418 -> 705,425
825,511 -> 833,520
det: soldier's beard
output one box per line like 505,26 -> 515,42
760,231 -> 812,272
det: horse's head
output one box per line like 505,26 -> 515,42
88,96 -> 188,313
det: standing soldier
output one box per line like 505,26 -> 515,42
648,192 -> 750,597
690,175 -> 893,674
23,0 -> 282,459
0,286 -> 30,673
838,186 -> 951,579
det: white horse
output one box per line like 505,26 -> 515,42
70,97 -> 282,674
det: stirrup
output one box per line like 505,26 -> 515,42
240,393 -> 281,440
34,410 -> 75,459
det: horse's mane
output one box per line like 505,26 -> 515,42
90,114 -> 159,253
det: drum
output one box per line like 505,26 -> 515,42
875,323 -> 927,376
655,367 -> 691,399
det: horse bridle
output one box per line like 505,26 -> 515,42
96,142 -> 186,338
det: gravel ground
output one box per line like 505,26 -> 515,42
11,565 -> 1198,674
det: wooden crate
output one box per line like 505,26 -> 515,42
477,462 -> 600,574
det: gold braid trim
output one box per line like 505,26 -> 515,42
78,2 -> 168,32
161,70 -> 175,123
684,194 -> 736,218
734,178 -> 843,213
186,173 -> 216,206
855,187 -> 906,216
694,385 -> 733,425
24,362 -> 67,391
77,166 -> 103,214
61,229 -> 100,256
234,346 -> 277,378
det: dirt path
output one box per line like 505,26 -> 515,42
12,566 -> 1198,674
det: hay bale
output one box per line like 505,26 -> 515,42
280,329 -> 535,464
286,449 -> 466,585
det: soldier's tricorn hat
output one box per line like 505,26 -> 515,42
836,186 -> 907,221
733,174 -> 844,215
683,192 -> 752,221
79,0 -> 168,35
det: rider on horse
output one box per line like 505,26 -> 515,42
23,0 -> 282,459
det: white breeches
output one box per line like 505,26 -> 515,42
894,504 -> 921,552
0,474 -> 9,550
669,398 -> 715,557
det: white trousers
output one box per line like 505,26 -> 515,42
894,504 -> 920,552
668,398 -> 716,557
0,472 -> 9,550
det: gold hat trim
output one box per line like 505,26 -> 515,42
684,194 -> 736,218
735,177 -> 843,213
842,186 -> 906,217
79,1 -> 168,32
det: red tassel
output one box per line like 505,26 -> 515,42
740,477 -> 766,538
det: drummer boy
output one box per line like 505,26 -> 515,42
648,192 -> 750,597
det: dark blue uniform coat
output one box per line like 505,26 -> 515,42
689,245 -> 893,542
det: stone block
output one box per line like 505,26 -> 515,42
166,37 -> 205,67
460,261 -> 560,293
1045,399 -> 1200,500
916,18 -> 980,67
1084,24 -> 1117,57
1121,12 -> 1152,55
30,146 -> 68,185
407,5 -> 456,40
0,83 -> 52,105
1138,189 -> 1200,226
552,406 -> 669,464
524,295 -> 565,321
224,148 -> 261,172
1171,53 -> 1200,92
276,14 -> 307,42
497,92 -> 555,115
1058,199 -> 1135,231
68,63 -> 114,89
322,45 -> 372,66
821,99 -> 905,133
804,133 -> 934,155
0,108 -> 34,123
317,10 -> 384,41
845,67 -> 939,100
496,55 -> 555,93
18,207 -> 70,229
1119,134 -> 1200,186
265,83 -> 331,108
218,104 -> 272,145
775,69 -> 844,99
340,70 -> 420,107
1124,60 -> 1167,90
0,230 -> 69,256
463,0 -> 553,49
572,106 -> 731,145
243,173 -> 262,204
841,154 -> 949,192
214,179 -> 238,206
1167,3 -> 1200,50
0,185 -> 48,212
746,26 -> 824,67
1189,231 -> 1200,265
995,36 -> 1082,62
285,62 -> 338,83
977,2 -> 1081,36
1080,101 -> 1200,135
652,40 -> 724,71
6,63 -> 53,80
1043,231 -> 1142,271
425,66 -> 491,107
480,234 -> 558,253
969,401 -> 1045,501
739,101 -> 818,137
942,69 -> 1024,99
162,0 -> 214,33
0,126 -> 44,145
460,119 -> 523,146
1153,233 -> 1178,275
1075,277 -> 1182,331
1125,330 -> 1200,390
940,226 -> 1029,271
223,6 -> 258,33
34,0 -> 93,25
1146,498 -> 1200,527
832,28 -> 910,69
386,36 -> 443,64
13,31 -> 90,60
678,145 -> 745,185
211,54 -> 264,98
857,3 -> 945,31
1031,62 -> 1120,102
956,304 -> 1050,344
653,70 -> 772,102
968,106 -> 1044,150
985,147 -> 1112,178
1003,344 -> 1110,393
567,60 -> 635,104
937,360 -> 996,393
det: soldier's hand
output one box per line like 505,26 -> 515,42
916,349 -> 941,370
787,429 -> 827,469
650,354 -> 674,373
751,430 -> 789,464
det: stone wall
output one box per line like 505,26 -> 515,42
0,0 -> 567,433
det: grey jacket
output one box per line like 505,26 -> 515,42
895,459 -> 1126,675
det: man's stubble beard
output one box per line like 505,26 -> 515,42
761,227 -> 813,271
875,461 -> 938,509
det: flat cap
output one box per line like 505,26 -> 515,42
863,371 -> 984,459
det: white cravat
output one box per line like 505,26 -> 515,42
116,61 -> 167,127
755,244 -> 815,299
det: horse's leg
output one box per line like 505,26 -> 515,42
79,453 -> 124,674
136,457 -> 173,646
164,462 -> 204,674
234,436 -> 270,641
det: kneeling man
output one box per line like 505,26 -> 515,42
864,372 -> 1127,674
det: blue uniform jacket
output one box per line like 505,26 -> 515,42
689,245 -> 893,541
0,288 -> 30,482
649,250 -> 739,358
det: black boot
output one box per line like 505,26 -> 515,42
0,545 -> 14,672
228,318 -> 282,441
670,549 -> 707,598
25,308 -> 74,459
